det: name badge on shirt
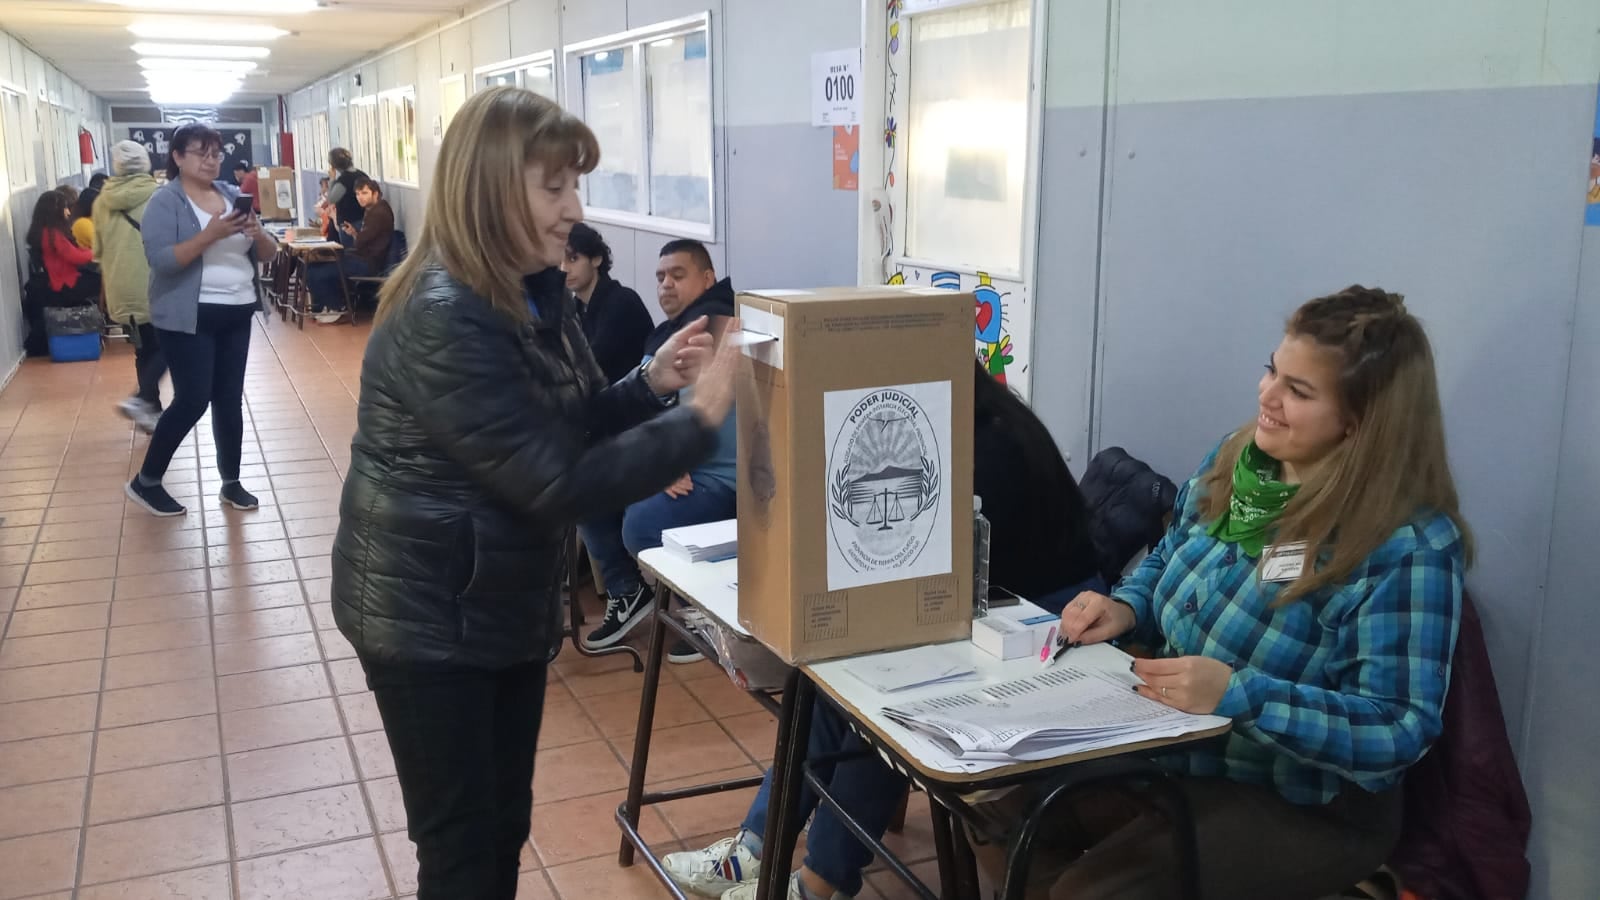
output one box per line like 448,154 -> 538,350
1261,541 -> 1308,583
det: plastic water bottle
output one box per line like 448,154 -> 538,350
973,496 -> 991,618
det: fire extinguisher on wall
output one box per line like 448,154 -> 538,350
78,128 -> 96,167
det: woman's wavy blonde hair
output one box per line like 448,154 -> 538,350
1198,285 -> 1474,604
376,86 -> 599,324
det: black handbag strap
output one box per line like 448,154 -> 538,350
120,210 -> 141,231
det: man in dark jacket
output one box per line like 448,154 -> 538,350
308,177 -> 393,321
325,147 -> 369,230
579,239 -> 738,661
562,222 -> 653,383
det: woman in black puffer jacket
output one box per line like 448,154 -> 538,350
331,87 -> 740,900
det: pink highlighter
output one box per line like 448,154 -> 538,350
1038,626 -> 1058,666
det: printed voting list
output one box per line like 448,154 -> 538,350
662,519 -> 737,563
881,665 -> 1228,764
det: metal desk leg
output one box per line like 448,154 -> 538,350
950,815 -> 981,900
930,800 -> 959,900
757,669 -> 814,900
617,583 -> 673,866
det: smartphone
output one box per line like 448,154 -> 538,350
230,195 -> 254,219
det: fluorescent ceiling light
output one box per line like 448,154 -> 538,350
132,42 -> 271,59
114,0 -> 320,11
128,23 -> 288,41
148,85 -> 238,105
649,38 -> 676,48
139,58 -> 258,73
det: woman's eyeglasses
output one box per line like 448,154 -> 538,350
182,149 -> 226,161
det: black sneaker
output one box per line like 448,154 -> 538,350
219,482 -> 260,511
667,640 -> 704,665
582,585 -> 653,650
125,478 -> 186,517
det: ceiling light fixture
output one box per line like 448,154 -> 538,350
132,42 -> 271,59
113,0 -> 320,12
128,23 -> 289,42
139,58 -> 259,73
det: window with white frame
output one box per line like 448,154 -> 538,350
476,52 -> 557,101
565,13 -> 714,235
312,113 -> 329,172
904,0 -> 1031,273
348,96 -> 380,176
440,75 -> 467,136
1,89 -> 28,189
378,87 -> 419,186
53,105 -> 75,179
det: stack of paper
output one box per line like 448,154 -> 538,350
881,665 -> 1227,763
843,646 -> 978,693
662,519 -> 737,563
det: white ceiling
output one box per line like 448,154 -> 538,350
2,0 -> 468,104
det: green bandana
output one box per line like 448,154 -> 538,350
1208,441 -> 1299,557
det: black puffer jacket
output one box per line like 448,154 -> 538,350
1078,447 -> 1179,586
332,264 -> 718,668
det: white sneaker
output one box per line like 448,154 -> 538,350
663,832 -> 761,898
118,398 -> 160,434
721,874 -> 852,900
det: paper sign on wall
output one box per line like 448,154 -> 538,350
823,380 -> 953,591
812,48 -> 862,127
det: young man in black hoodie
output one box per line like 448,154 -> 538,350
579,239 -> 737,661
563,223 -> 654,383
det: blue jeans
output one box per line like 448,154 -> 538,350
740,701 -> 908,897
577,475 -> 736,596
307,255 -> 373,311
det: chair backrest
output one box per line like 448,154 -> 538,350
386,230 -> 408,272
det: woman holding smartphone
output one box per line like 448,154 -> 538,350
126,123 -> 279,517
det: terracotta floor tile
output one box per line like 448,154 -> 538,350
614,721 -> 754,784
0,777 -> 87,839
529,789 -> 675,867
12,577 -> 114,610
103,645 -> 215,690
0,478 -> 54,496
211,581 -> 304,615
44,503 -> 127,525
215,632 -> 324,676
0,525 -> 41,546
223,696 -> 345,753
0,829 -> 80,899
270,471 -> 341,490
80,805 -> 230,886
284,515 -> 341,539
0,508 -> 45,527
231,783 -> 373,858
30,537 -> 119,564
106,617 -> 210,657
205,521 -> 288,546
303,577 -> 331,605
109,591 -> 210,627
544,840 -> 686,895
720,709 -> 781,764
0,563 -> 26,587
5,601 -> 111,637
213,605 -> 313,644
0,545 -> 30,567
583,681 -> 714,739
88,756 -> 225,824
114,547 -> 208,577
117,527 -> 206,555
364,776 -> 407,833
561,664 -> 649,699
76,864 -> 233,900
114,567 -> 210,601
98,676 -> 218,728
0,492 -> 49,513
210,559 -> 302,591
0,732 -> 93,788
0,692 -> 98,742
337,690 -> 383,734
296,555 -> 333,579
228,736 -> 358,802
0,657 -> 102,703
537,694 -> 603,750
319,629 -> 357,661
218,661 -> 331,712
206,540 -> 294,568
325,657 -> 365,695
684,670 -> 766,716
234,836 -> 390,900
265,458 -> 338,477
650,764 -> 764,843
94,715 -> 220,773
532,740 -> 629,805
350,729 -> 397,779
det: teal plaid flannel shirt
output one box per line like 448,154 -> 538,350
1114,446 -> 1465,805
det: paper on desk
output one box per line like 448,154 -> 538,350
881,665 -> 1225,763
843,646 -> 979,693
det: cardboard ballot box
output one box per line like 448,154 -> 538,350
257,166 -> 297,221
735,286 -> 975,663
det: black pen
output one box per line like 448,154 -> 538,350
1043,636 -> 1079,669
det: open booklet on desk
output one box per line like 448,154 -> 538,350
879,645 -> 1227,770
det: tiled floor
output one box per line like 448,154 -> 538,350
0,316 -> 936,899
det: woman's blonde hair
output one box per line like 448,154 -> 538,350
1198,285 -> 1474,604
376,86 -> 600,324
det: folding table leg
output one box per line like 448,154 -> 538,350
758,670 -> 814,900
617,584 -> 673,866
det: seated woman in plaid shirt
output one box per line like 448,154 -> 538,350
1045,285 -> 1471,899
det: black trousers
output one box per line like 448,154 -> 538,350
127,320 -> 167,409
139,303 -> 253,481
361,656 -> 549,900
